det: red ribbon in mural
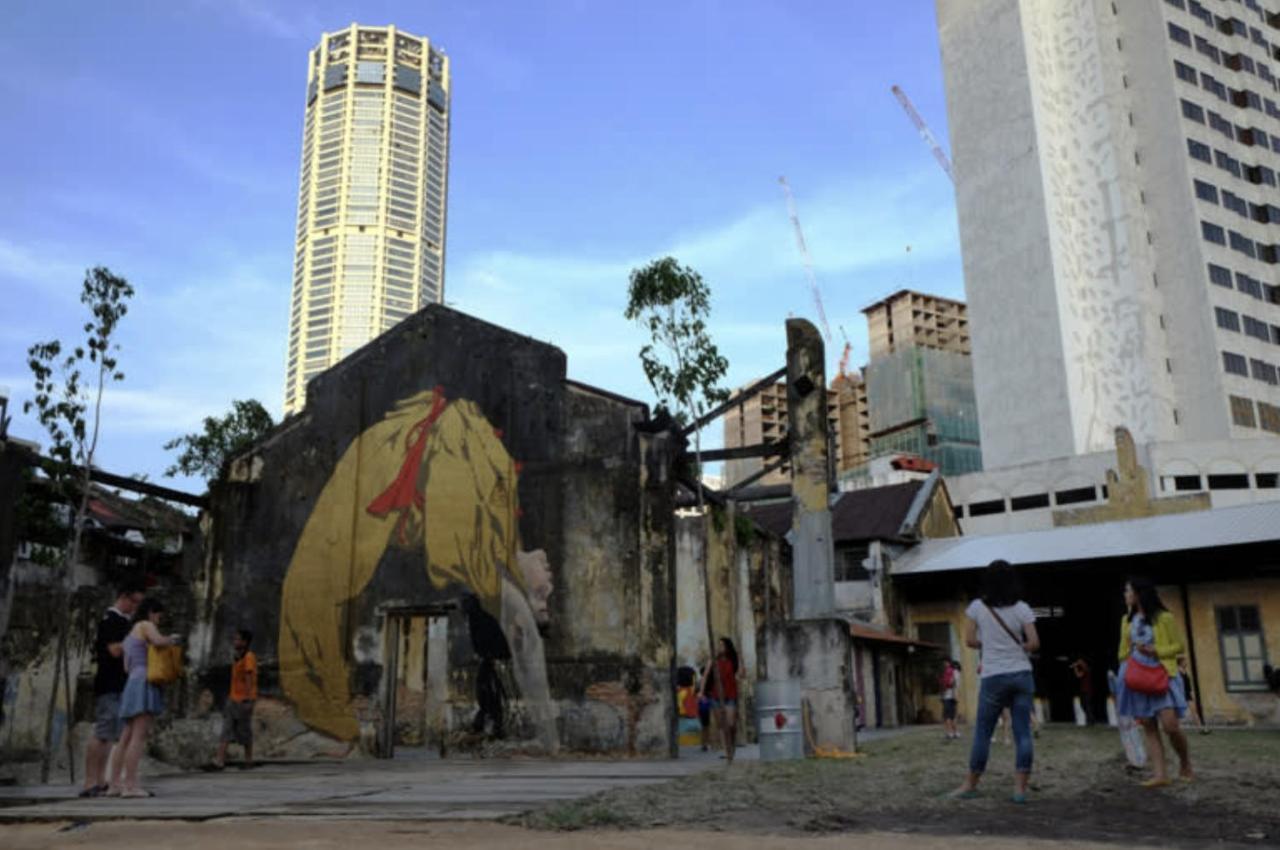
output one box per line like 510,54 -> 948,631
366,387 -> 448,544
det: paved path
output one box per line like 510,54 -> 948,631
0,745 -> 755,823
0,728 -> 909,824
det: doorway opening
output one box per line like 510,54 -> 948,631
378,604 -> 454,759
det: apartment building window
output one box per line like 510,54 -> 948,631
1209,111 -> 1235,138
1189,138 -> 1213,162
1224,351 -> 1250,375
1194,179 -> 1219,203
1165,0 -> 1184,8
1243,127 -> 1270,149
1229,230 -> 1256,258
1250,358 -> 1279,384
1197,36 -> 1222,63
1203,74 -> 1229,101
1215,149 -> 1241,177
1216,306 -> 1242,331
1247,164 -> 1278,186
1202,221 -> 1227,244
1170,22 -> 1193,46
1209,263 -> 1234,287
1237,273 -> 1264,298
835,546 -> 870,581
1222,191 -> 1248,217
1219,16 -> 1248,38
1233,89 -> 1264,111
1216,606 -> 1270,691
1230,394 -> 1258,426
1259,401 -> 1280,433
1175,59 -> 1198,83
1181,99 -> 1206,123
1245,315 -> 1272,341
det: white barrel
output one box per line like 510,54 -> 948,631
756,679 -> 804,761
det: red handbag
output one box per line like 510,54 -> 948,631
1124,658 -> 1169,695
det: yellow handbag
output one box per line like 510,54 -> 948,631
147,644 -> 184,685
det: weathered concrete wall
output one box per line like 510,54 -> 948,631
200,306 -> 677,757
764,619 -> 856,752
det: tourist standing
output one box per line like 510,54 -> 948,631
701,638 -> 740,763
953,560 -> 1039,804
1116,578 -> 1193,786
109,599 -> 180,797
940,659 -> 960,741
1070,654 -> 1094,724
211,629 -> 258,769
80,583 -> 144,797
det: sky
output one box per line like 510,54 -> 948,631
0,0 -> 962,492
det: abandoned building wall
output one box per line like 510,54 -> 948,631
198,306 -> 677,757
674,507 -> 789,742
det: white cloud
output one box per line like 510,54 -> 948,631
449,168 -> 962,406
0,238 -> 84,299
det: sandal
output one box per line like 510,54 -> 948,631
1011,792 -> 1028,804
948,788 -> 980,800
120,788 -> 153,798
1141,777 -> 1172,788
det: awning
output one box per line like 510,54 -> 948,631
894,500 -> 1280,576
849,621 -> 943,650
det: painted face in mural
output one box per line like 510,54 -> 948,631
278,387 -> 559,750
518,548 -> 554,626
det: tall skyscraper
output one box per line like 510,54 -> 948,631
284,24 -> 451,414
938,1 -> 1280,468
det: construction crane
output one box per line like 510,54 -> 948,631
891,84 -> 954,183
778,176 -> 834,344
837,325 -> 852,380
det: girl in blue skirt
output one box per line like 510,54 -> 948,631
1115,578 -> 1193,787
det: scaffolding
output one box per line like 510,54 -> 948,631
865,347 -> 982,476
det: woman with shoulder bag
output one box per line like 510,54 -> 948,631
953,559 -> 1040,804
1115,578 -> 1193,787
108,599 -> 181,798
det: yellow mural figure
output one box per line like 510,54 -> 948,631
278,388 -> 556,748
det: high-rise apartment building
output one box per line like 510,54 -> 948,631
722,383 -> 846,488
938,0 -> 1280,468
864,289 -> 970,359
284,24 -> 450,414
859,290 -> 982,478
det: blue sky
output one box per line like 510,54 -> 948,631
0,0 -> 961,490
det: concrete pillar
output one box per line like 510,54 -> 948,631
785,319 -> 835,619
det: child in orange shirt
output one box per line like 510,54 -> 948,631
212,629 -> 257,769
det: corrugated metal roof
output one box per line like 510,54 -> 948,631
893,500 -> 1280,575
738,480 -> 927,544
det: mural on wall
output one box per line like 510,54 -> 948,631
278,387 -> 557,748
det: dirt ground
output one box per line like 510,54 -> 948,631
515,726 -> 1280,848
0,821 -> 1178,850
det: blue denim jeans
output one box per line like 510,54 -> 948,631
969,671 -> 1034,774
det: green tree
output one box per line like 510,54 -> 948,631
625,256 -> 730,666
163,399 -> 274,483
23,266 -> 134,783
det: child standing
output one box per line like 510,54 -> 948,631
940,659 -> 960,740
212,629 -> 257,769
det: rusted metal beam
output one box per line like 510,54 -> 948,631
680,366 -> 786,437
696,440 -> 788,463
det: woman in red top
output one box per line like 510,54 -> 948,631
699,638 -> 740,763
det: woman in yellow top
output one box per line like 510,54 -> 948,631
1116,578 -> 1194,787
